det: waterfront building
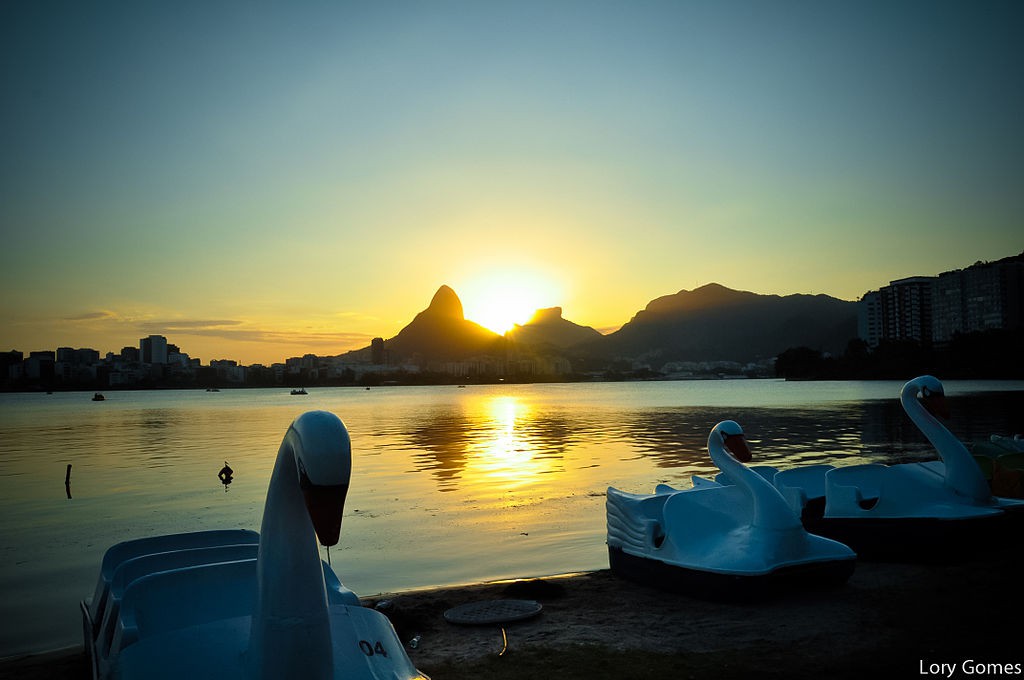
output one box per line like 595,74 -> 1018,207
140,335 -> 168,364
932,256 -> 1024,343
210,359 -> 246,383
858,277 -> 935,347
883,276 -> 935,345
858,253 -> 1024,348
370,337 -> 387,365
1,351 -> 23,382
857,291 -> 882,348
25,351 -> 56,381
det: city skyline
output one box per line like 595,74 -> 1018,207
3,2 -> 1023,365
9,248 -> 1020,369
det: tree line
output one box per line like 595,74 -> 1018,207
775,328 -> 1024,380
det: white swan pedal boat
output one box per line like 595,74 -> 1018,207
716,377 -> 1024,561
80,410 -> 428,680
607,420 -> 856,600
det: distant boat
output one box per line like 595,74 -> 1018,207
205,388 -> 220,393
290,388 -> 308,395
92,393 -> 105,401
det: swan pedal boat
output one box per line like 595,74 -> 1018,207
607,420 -> 856,601
707,377 -> 1024,561
81,410 -> 428,680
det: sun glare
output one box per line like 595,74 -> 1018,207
460,271 -> 560,335
464,397 -> 552,491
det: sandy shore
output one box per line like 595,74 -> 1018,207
3,549 -> 1021,679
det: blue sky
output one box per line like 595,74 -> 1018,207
2,1 -> 1021,363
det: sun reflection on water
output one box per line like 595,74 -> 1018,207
463,396 -> 561,492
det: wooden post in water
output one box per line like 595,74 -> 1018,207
65,463 -> 72,499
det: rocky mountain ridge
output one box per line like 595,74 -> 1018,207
345,283 -> 857,371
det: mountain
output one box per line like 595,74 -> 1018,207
382,285 -> 501,364
587,283 -> 857,364
344,282 -> 857,372
506,307 -> 602,349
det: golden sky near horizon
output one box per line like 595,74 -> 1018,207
2,2 -> 1022,365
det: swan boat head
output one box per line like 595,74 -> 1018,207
900,375 -> 991,504
707,420 -> 802,532
905,374 -> 950,419
250,410 -> 353,679
291,412 -> 352,547
709,419 -> 752,463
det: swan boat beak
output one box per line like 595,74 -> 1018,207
724,433 -> 752,462
299,468 -> 349,547
921,389 -> 950,420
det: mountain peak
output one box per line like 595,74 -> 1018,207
526,307 -> 564,325
508,306 -> 602,349
609,283 -> 857,363
380,285 -> 498,365
426,285 -> 464,319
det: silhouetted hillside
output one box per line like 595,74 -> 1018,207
582,283 -> 856,364
383,285 -> 501,364
506,307 -> 602,350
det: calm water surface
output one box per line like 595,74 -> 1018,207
1,379 -> 1022,657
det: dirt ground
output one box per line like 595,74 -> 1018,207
3,548 -> 1021,679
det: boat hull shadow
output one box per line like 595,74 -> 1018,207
607,546 -> 855,603
800,505 -> 1024,563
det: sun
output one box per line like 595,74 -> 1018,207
460,271 -> 560,335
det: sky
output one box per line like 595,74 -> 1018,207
2,1 -> 1022,365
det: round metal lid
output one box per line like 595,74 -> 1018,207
443,599 -> 543,625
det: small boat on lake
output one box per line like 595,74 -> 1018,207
291,387 -> 308,395
607,420 -> 856,600
92,393 -> 105,401
81,410 -> 427,680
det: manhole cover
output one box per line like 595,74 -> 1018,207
443,599 -> 543,625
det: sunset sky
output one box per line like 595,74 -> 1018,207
2,1 -> 1022,365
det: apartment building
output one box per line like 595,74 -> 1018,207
859,254 -> 1024,347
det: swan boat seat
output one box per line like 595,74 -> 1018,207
82,530 -> 260,646
82,410 -> 427,680
88,542 -> 361,679
607,421 -> 855,600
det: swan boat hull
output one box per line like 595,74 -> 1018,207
774,461 -> 1024,562
710,465 -> 1024,562
114,605 -> 425,680
799,511 -> 1024,562
607,545 -> 855,601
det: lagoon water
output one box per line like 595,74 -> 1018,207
1,378 -> 1022,657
